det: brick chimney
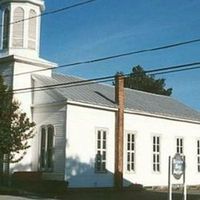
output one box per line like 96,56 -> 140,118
114,74 -> 125,189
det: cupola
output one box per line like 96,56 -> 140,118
0,0 -> 45,59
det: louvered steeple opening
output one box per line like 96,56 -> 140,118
28,9 -> 37,50
12,7 -> 24,48
0,0 -> 45,59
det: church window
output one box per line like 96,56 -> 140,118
126,132 -> 135,172
40,125 -> 54,171
12,7 -> 24,48
95,129 -> 107,173
2,8 -> 10,49
176,137 -> 183,155
153,136 -> 160,172
28,9 -> 37,49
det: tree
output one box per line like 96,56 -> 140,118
123,65 -> 172,96
0,75 -> 35,166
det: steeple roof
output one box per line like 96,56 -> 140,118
0,0 -> 45,59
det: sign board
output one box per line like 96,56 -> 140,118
172,153 -> 184,180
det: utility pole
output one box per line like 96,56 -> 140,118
114,74 -> 125,190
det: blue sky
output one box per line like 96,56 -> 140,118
40,0 -> 200,110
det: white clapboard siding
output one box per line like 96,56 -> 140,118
32,105 -> 66,180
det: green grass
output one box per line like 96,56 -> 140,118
0,180 -> 200,200
0,187 -> 199,200
59,190 -> 200,200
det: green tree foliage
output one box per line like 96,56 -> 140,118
124,65 -> 172,96
0,76 -> 35,163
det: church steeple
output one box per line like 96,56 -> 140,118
0,0 -> 45,59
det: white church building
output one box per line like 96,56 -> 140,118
0,0 -> 200,188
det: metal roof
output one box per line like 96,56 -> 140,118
32,73 -> 200,122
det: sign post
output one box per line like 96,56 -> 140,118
168,156 -> 172,200
183,156 -> 186,200
168,154 -> 186,200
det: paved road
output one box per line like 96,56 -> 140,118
0,195 -> 56,200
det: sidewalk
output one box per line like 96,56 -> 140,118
0,195 -> 55,200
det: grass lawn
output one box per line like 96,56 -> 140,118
58,190 -> 200,200
0,180 -> 200,200
0,187 -> 200,200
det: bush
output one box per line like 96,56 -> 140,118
11,172 -> 67,195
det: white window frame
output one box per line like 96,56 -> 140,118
40,125 -> 55,172
152,135 -> 160,173
176,137 -> 184,155
197,139 -> 200,173
95,128 -> 107,173
125,131 -> 135,173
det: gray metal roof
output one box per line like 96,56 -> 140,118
33,73 -> 200,122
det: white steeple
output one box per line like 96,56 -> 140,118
0,0 -> 56,115
0,0 -> 57,173
0,0 -> 45,59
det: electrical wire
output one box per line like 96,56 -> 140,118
3,40 -> 200,79
19,78 -> 115,94
0,0 -> 97,27
145,62 -> 200,74
13,74 -> 116,94
149,65 -> 200,76
0,0 -> 200,80
0,1 -> 199,93
10,62 -> 200,94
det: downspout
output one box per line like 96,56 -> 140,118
114,74 -> 125,189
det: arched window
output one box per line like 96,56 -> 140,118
12,7 -> 24,48
28,9 -> 37,50
40,125 -> 54,171
40,127 -> 46,169
47,126 -> 54,169
3,8 -> 10,49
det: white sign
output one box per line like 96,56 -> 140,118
172,153 -> 184,180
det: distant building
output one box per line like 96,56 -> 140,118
0,0 -> 200,188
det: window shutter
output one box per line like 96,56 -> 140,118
28,9 -> 37,49
47,126 -> 54,170
3,8 -> 10,49
40,127 -> 46,169
12,7 -> 24,48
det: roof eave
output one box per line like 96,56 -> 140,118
125,109 -> 200,125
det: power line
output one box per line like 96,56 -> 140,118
0,0 -> 200,80
0,0 -> 97,27
42,0 -> 97,17
145,62 -> 200,74
0,1 -> 198,95
11,62 -> 200,94
18,78 -> 115,94
3,39 -> 200,78
14,74 -> 116,94
0,1 -> 199,77
149,65 -> 200,76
